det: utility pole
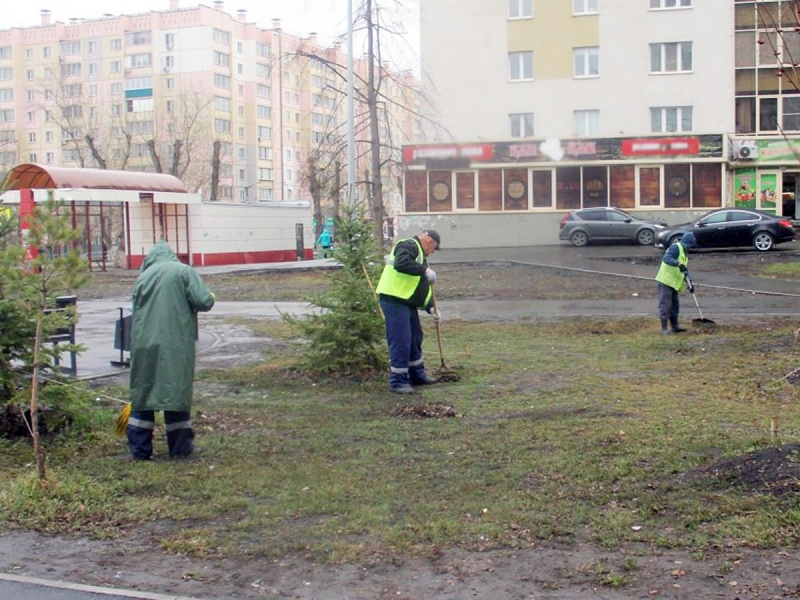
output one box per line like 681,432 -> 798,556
347,0 -> 356,207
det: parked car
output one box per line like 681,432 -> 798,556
558,207 -> 666,247
654,208 -> 796,252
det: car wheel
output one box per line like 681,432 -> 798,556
570,230 -> 589,247
636,229 -> 655,246
669,234 -> 683,246
753,231 -> 774,251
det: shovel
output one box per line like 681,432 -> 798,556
685,274 -> 716,327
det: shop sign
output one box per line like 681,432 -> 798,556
403,135 -> 722,166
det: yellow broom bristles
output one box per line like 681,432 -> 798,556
115,403 -> 131,436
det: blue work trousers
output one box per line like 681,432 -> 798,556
127,410 -> 195,459
379,298 -> 424,388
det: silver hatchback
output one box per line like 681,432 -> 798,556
559,207 -> 666,247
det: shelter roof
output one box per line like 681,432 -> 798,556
2,164 -> 188,193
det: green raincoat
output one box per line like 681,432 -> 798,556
129,242 -> 215,412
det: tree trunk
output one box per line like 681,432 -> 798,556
210,140 -> 221,202
30,308 -> 46,481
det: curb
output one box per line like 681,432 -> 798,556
0,573 -> 203,600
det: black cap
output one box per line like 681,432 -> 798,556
422,230 -> 441,249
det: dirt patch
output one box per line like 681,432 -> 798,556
684,442 -> 800,497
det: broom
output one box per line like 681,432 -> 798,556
430,287 -> 460,382
115,402 -> 131,436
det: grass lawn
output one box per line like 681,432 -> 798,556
2,316 -> 799,564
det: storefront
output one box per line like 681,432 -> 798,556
731,138 -> 800,219
399,135 -> 727,249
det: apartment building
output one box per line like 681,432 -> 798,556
404,0 -> 764,248
0,1 -> 418,216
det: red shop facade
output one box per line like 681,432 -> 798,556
402,135 -> 726,215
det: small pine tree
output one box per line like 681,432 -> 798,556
0,195 -> 89,480
285,205 -> 387,376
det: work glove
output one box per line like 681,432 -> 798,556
678,264 -> 688,273
433,308 -> 441,323
686,281 -> 695,294
425,268 -> 437,283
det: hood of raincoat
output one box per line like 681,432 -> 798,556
141,241 -> 179,272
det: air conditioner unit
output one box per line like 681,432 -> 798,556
732,140 -> 758,160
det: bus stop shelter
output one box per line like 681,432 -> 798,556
0,164 -> 200,270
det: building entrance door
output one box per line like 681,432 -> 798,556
782,173 -> 798,219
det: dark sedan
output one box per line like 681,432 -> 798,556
654,208 -> 796,252
558,207 -> 666,247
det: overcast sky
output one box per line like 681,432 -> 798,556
1,0 -> 420,70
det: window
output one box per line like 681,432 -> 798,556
215,118 -> 231,134
257,63 -> 270,78
0,89 -> 12,102
165,56 -> 174,68
127,54 -> 152,68
127,98 -> 154,113
784,97 -> 800,131
29,132 -> 36,143
256,42 -> 270,58
215,51 -> 230,67
88,63 -> 98,76
650,0 -> 691,8
0,109 -> 14,123
573,0 -> 598,14
509,0 -> 532,18
27,69 -> 34,81
509,51 -> 533,80
257,84 -> 271,99
62,105 -> 82,119
126,31 -> 152,46
650,42 -> 692,73
110,60 -> 121,73
110,82 -> 122,95
166,78 -> 175,90
214,73 -> 231,89
88,41 -> 98,54
60,41 -> 80,56
45,131 -> 53,142
509,113 -> 534,137
651,106 -> 693,132
0,68 -> 10,81
257,105 -> 271,119
111,104 -> 122,116
25,48 -> 33,60
61,63 -> 81,78
43,46 -> 51,58
573,47 -> 599,77
166,100 -> 174,113
258,146 -> 272,159
110,39 -> 122,51
165,33 -> 175,50
574,110 -> 600,135
214,96 -> 232,111
46,152 -> 54,164
28,111 -> 35,123
213,29 -> 231,45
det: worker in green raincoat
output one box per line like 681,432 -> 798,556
126,241 -> 215,460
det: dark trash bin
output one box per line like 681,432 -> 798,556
111,308 -> 131,368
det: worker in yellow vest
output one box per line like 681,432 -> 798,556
655,232 -> 696,334
375,230 -> 441,394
